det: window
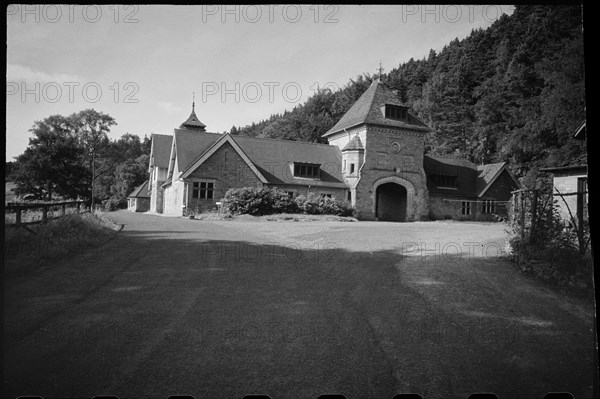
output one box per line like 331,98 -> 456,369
430,174 -> 457,188
384,104 -> 407,120
461,201 -> 471,216
286,191 -> 296,198
350,163 -> 355,174
482,200 -> 495,214
293,163 -> 320,178
343,159 -> 346,172
192,181 -> 214,199
347,191 -> 352,202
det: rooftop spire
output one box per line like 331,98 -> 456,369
179,93 -> 206,131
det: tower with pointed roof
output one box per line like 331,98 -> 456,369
323,79 -> 431,221
179,96 -> 207,131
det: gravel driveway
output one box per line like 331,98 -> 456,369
3,211 -> 596,398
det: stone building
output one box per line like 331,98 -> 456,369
127,180 -> 150,212
147,80 -> 520,220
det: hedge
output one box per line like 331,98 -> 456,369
221,187 -> 354,217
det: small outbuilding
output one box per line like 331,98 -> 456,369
540,165 -> 588,224
127,180 -> 151,212
540,121 -> 588,225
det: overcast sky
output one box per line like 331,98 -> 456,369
6,5 -> 514,159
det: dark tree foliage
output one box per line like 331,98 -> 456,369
12,111 -> 150,203
232,5 -> 585,180
6,161 -> 16,179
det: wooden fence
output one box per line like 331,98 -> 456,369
5,200 -> 87,226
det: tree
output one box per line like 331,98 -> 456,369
6,161 -> 16,180
12,114 -> 88,200
70,109 -> 117,208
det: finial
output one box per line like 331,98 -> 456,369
377,61 -> 384,81
192,91 -> 195,110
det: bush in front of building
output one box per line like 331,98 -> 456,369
294,193 -> 354,217
221,187 -> 354,217
221,187 -> 300,216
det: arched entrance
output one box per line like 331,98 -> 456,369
375,182 -> 407,221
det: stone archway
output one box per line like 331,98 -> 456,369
372,176 -> 415,222
376,183 -> 407,221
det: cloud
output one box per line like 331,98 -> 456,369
157,101 -> 183,115
7,64 -> 82,83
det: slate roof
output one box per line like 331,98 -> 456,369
233,136 -> 346,188
150,134 -> 173,168
424,155 -> 518,197
166,131 -> 346,188
540,165 -> 587,174
423,155 -> 477,197
476,162 -> 506,195
128,180 -> 150,198
323,80 -> 431,137
341,135 -> 364,151
173,129 -> 222,172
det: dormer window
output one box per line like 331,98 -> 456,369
430,174 -> 457,188
294,162 -> 320,178
384,104 -> 407,120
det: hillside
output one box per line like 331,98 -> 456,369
231,5 -> 586,181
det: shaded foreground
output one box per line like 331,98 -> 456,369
3,212 -> 596,398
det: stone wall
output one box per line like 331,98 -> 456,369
135,197 -> 150,212
186,142 -> 264,213
429,195 -> 508,221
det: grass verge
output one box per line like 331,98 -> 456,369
4,212 -> 117,278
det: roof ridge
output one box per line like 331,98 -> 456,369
174,129 -> 222,136
477,161 -> 505,168
425,154 -> 473,161
234,134 -> 335,147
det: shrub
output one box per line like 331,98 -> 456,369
294,193 -> 354,216
507,189 -> 591,284
222,187 -> 300,216
270,189 -> 301,214
221,187 -> 354,217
